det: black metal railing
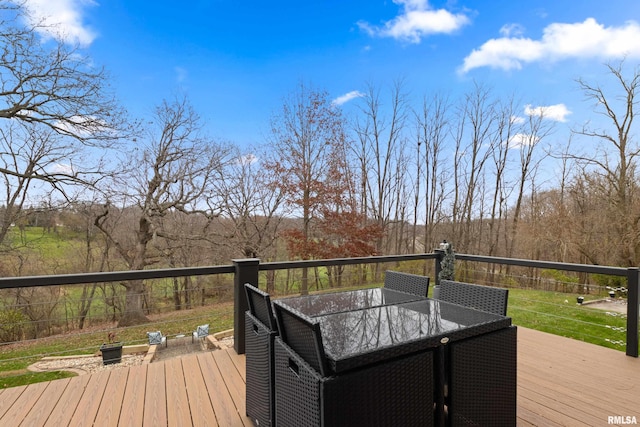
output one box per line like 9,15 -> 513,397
0,253 -> 638,357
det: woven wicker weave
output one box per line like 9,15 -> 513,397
274,338 -> 435,427
384,270 -> 430,297
438,280 -> 509,315
448,326 -> 517,426
244,284 -> 278,426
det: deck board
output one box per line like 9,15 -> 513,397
1,328 -> 639,426
143,360 -> 167,427
19,378 -> 70,426
94,366 -> 130,427
182,354 -> 218,427
1,380 -> 48,426
165,357 -> 191,427
43,373 -> 91,427
68,369 -> 110,427
197,351 -> 247,426
119,364 -> 147,426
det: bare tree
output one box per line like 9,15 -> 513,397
451,82 -> 497,253
505,105 -> 553,259
572,60 -> 640,266
213,147 -> 286,262
0,1 -> 129,249
486,97 -> 518,258
414,92 -> 451,254
0,122 -> 107,248
94,96 -> 231,326
353,80 -> 410,254
0,1 -> 128,144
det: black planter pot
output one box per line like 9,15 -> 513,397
100,342 -> 123,365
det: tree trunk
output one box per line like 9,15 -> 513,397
117,280 -> 150,327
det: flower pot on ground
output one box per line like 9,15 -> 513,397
100,342 -> 123,365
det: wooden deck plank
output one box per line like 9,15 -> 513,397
119,364 -> 147,426
43,374 -> 91,427
0,380 -> 48,426
182,353 -> 218,427
519,361 -> 637,414
0,382 -> 27,419
517,328 -> 640,406
165,357 -> 191,427
214,349 -> 250,426
517,395 -> 570,427
229,346 -> 246,382
197,351 -> 245,426
68,369 -> 111,427
19,378 -> 71,427
93,365 -> 129,427
519,383 -> 608,426
143,360 -> 167,427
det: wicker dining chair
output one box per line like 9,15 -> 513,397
244,283 -> 278,427
438,280 -> 509,315
384,270 -> 430,297
272,301 -> 435,426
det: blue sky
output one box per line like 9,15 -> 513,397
19,0 -> 640,148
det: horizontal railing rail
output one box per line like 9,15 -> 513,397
0,253 -> 637,357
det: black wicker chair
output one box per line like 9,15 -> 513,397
437,280 -> 514,425
448,326 -> 517,426
384,270 -> 430,297
438,280 -> 509,315
272,301 -> 435,427
244,283 -> 278,427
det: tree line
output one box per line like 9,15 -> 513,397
0,1 -> 638,327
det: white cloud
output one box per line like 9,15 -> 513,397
460,18 -> 640,73
500,23 -> 525,38
358,0 -> 470,43
55,114 -> 111,137
524,103 -> 571,122
21,0 -> 98,47
509,133 -> 540,148
510,115 -> 525,125
50,162 -> 75,175
332,91 -> 365,106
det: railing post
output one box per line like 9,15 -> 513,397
626,267 -> 639,357
434,249 -> 444,286
233,258 -> 260,355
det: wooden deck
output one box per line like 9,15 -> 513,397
1,327 -> 639,426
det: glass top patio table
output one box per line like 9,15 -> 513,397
277,287 -> 425,317
317,299 -> 512,374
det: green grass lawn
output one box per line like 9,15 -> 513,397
507,288 -> 627,350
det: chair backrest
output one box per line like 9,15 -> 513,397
195,324 -> 209,338
384,270 -> 430,297
438,280 -> 509,316
245,283 -> 277,332
272,300 -> 328,376
147,331 -> 164,345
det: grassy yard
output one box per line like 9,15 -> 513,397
507,288 -> 627,350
